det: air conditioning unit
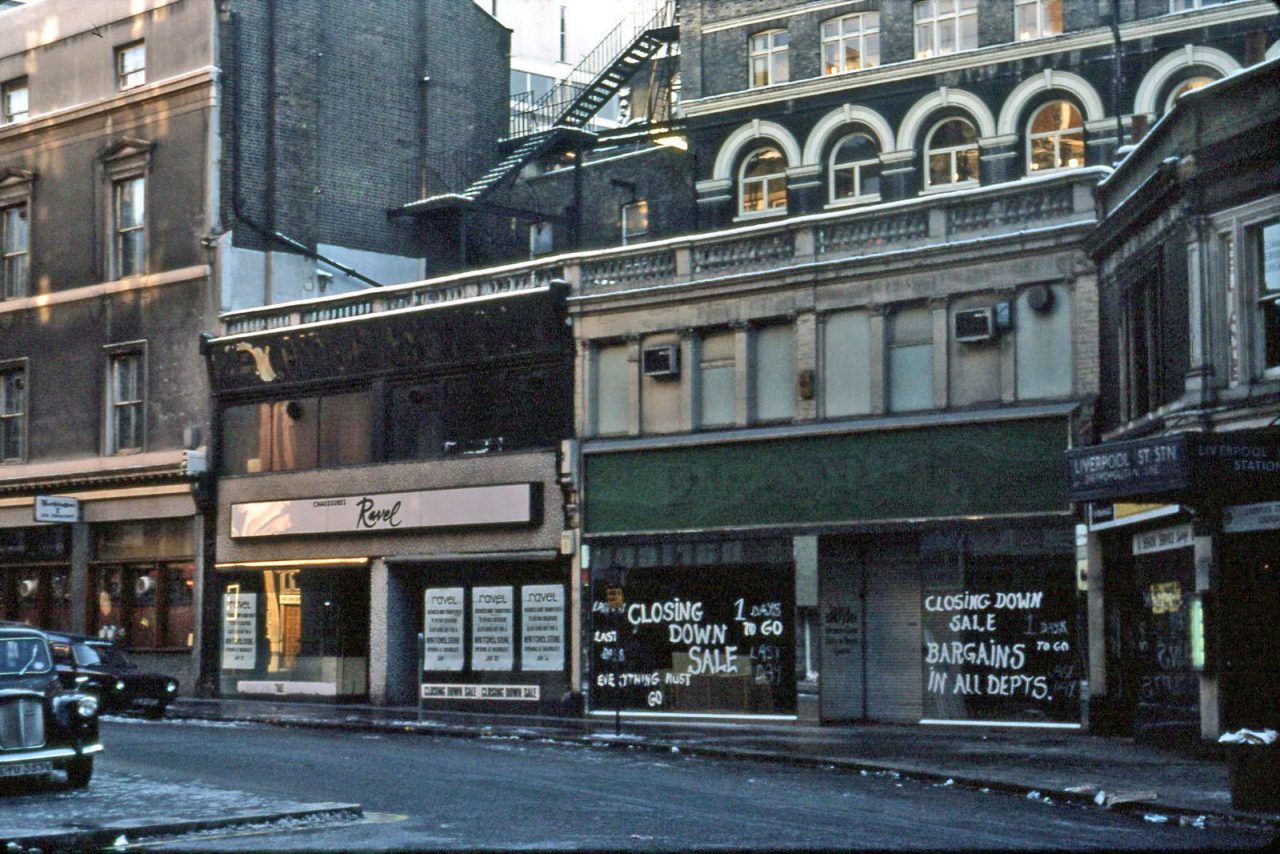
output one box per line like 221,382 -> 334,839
954,307 -> 996,343
642,344 -> 680,378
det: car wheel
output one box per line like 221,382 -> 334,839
65,757 -> 93,788
144,703 -> 167,720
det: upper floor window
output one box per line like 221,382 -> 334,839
925,118 -> 979,189
739,146 -> 787,216
106,348 -> 144,454
822,12 -> 880,75
1,203 -> 28,300
0,362 -> 25,462
887,306 -> 934,412
590,343 -> 630,436
1170,0 -> 1226,10
698,330 -> 736,428
914,0 -> 977,60
1164,76 -> 1215,113
830,132 -> 881,204
1252,219 -> 1280,374
1,78 -> 27,124
621,200 -> 649,245
1027,101 -> 1084,173
112,176 -> 146,278
752,323 -> 795,422
116,41 -> 146,90
749,29 -> 789,88
1016,0 -> 1062,41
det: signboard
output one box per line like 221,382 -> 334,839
230,483 -> 539,538
423,587 -> 465,671
921,564 -> 1080,725
34,495 -> 80,524
471,586 -> 514,671
590,564 -> 796,715
1132,524 -> 1193,555
521,584 -> 565,672
221,592 -> 256,670
420,683 -> 539,701
1223,501 -> 1280,533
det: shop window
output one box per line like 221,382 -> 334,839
748,29 -> 789,89
698,330 -> 736,428
1027,101 -> 1084,173
821,12 -> 880,75
1,77 -> 27,124
739,146 -> 787,217
914,0 -> 977,60
829,132 -> 881,204
752,323 -> 795,422
16,568 -> 40,626
888,306 -> 934,412
590,343 -> 630,436
2,202 -> 29,299
94,562 -> 194,650
111,175 -> 146,278
317,392 -> 371,467
115,41 -> 146,90
106,346 -> 144,454
621,200 -> 649,246
1251,219 -> 1280,374
1016,0 -> 1062,41
222,390 -> 371,474
0,362 -> 25,462
924,117 -> 979,190
822,309 -> 872,418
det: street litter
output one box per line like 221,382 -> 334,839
1180,815 -> 1208,829
1143,814 -> 1169,823
1217,728 -> 1277,745
1026,790 -> 1042,800
1065,784 -> 1101,795
1098,790 -> 1159,809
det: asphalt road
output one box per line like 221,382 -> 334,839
95,718 -> 1275,851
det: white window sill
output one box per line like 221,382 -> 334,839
919,180 -> 979,196
734,208 -> 788,223
825,194 -> 882,210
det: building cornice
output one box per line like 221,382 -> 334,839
681,2 -> 1276,120
0,264 -> 212,317
0,450 -> 194,497
0,67 -> 217,145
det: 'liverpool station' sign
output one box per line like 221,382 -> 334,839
1067,432 -> 1280,504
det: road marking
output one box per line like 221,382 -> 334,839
121,812 -> 407,848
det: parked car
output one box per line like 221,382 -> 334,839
0,626 -> 103,787
45,632 -> 178,719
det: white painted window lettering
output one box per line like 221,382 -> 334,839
221,590 -> 256,670
471,586 -> 514,671
521,585 -> 565,671
423,587 -> 465,671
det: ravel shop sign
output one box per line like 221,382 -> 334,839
230,483 -> 540,538
1066,432 -> 1280,504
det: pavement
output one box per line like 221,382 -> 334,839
167,696 -> 1280,829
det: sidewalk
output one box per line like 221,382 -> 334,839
167,697 -> 1280,829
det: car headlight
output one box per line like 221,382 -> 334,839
76,695 -> 100,718
166,681 -> 177,693
115,680 -> 126,692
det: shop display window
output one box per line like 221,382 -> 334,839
93,562 -> 196,650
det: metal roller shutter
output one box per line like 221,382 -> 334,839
819,552 -> 864,722
865,559 -> 923,722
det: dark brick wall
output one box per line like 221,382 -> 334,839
221,0 -> 508,262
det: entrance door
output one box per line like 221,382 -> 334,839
818,543 -> 864,722
1220,531 -> 1280,731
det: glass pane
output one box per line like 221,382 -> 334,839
2,372 -> 21,414
1016,3 -> 1038,39
929,152 -> 952,186
751,56 -> 769,87
117,178 -> 144,227
48,569 -> 71,632
96,567 -> 125,640
889,343 -> 934,412
1045,0 -> 1064,35
129,566 -> 160,648
822,21 -> 840,40
960,14 -> 977,49
865,32 -> 880,66
863,165 -> 881,196
221,403 -> 269,473
164,564 -> 195,648
699,364 -> 735,426
823,309 -> 871,417
1261,222 -> 1280,293
115,402 -> 140,450
744,148 -> 784,178
1264,299 -> 1280,370
753,325 -> 795,422
3,206 -> 26,249
318,391 -> 372,467
773,31 -> 789,47
823,42 -> 841,74
765,176 -> 787,209
937,18 -> 956,54
270,398 -> 318,471
1032,101 -> 1081,133
1029,137 -> 1057,172
772,51 -> 789,84
916,1 -> 934,21
833,167 -> 856,199
1,421 -> 19,459
954,147 -> 979,182
742,178 -> 764,212
593,345 -> 629,435
934,118 -> 975,147
1059,132 -> 1085,168
835,133 -> 878,163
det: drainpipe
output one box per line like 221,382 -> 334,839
1109,0 -> 1126,147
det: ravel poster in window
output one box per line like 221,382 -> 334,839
423,587 -> 464,671
471,586 -> 514,671
521,584 -> 564,671
221,592 -> 256,670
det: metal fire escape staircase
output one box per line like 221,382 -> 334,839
396,0 -> 677,217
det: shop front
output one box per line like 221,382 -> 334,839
582,410 -> 1080,725
1067,430 -> 1280,744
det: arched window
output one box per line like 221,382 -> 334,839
829,132 -> 881,203
739,147 -> 788,216
925,118 -> 978,189
1027,100 -> 1084,173
1163,75 -> 1215,114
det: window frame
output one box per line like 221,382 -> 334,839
0,358 -> 27,464
821,12 -> 881,75
1210,198 -> 1280,385
1015,0 -> 1063,41
115,41 -> 146,91
923,117 -> 980,191
914,0 -> 978,60
1169,0 -> 1226,11
1,77 -> 28,124
104,342 -> 146,456
828,130 -> 882,206
111,174 -> 146,279
887,305 -> 936,413
621,199 -> 649,246
1026,100 -> 1086,174
1,201 -> 29,300
738,146 -> 788,218
748,28 -> 789,89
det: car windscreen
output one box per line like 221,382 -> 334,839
73,643 -> 103,667
0,637 -> 54,675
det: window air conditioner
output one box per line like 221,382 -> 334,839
954,307 -> 996,343
642,344 -> 680,378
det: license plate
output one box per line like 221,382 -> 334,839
0,761 -> 52,778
